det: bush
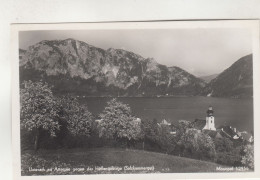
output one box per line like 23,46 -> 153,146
241,144 -> 254,169
177,129 -> 216,161
215,145 -> 243,166
214,137 -> 233,152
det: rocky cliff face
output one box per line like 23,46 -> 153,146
204,54 -> 253,98
19,39 -> 206,96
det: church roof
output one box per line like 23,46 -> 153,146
192,119 -> 206,130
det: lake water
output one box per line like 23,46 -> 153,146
80,96 -> 253,133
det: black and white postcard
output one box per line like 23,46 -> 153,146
11,20 -> 260,179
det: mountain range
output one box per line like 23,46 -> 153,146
19,38 -> 253,97
204,54 -> 253,98
199,74 -> 219,83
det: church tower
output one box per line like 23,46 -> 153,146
205,106 -> 216,131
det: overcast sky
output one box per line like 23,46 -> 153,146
19,29 -> 252,76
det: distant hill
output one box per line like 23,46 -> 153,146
199,74 -> 218,83
19,39 -> 206,96
203,54 -> 253,98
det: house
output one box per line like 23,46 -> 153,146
159,119 -> 171,126
237,131 -> 254,143
158,119 -> 177,135
249,135 -> 254,143
95,119 -> 102,124
218,125 -> 240,140
134,118 -> 142,123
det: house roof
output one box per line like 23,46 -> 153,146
160,119 -> 171,125
219,126 -> 239,139
223,126 -> 237,136
203,129 -> 223,139
203,129 -> 217,137
192,119 -> 206,130
134,118 -> 141,123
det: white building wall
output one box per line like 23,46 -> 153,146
204,116 -> 216,131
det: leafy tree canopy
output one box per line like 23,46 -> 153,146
20,80 -> 60,137
214,137 -> 233,152
98,98 -> 141,141
241,144 -> 254,169
57,95 -> 93,137
141,118 -> 159,142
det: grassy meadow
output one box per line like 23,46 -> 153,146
21,148 -> 231,175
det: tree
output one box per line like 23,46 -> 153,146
174,120 -> 194,156
214,137 -> 233,152
141,118 -> 159,150
58,96 -> 93,137
197,132 -> 216,160
98,98 -> 142,147
241,144 -> 254,169
178,128 -> 199,157
175,120 -> 194,140
20,80 -> 60,151
178,128 -> 216,160
157,124 -> 176,154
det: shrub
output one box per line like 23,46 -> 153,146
241,144 -> 254,169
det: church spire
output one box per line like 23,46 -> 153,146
207,106 -> 214,117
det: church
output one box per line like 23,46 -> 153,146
158,106 -> 252,142
193,106 -> 216,131
192,106 -> 250,142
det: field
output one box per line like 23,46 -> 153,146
21,148 -> 231,175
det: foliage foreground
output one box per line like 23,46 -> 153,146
21,148 -> 240,175
20,81 -> 254,174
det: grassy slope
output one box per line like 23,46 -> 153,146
21,148 -> 228,175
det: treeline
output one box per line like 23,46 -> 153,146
20,80 -> 254,169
